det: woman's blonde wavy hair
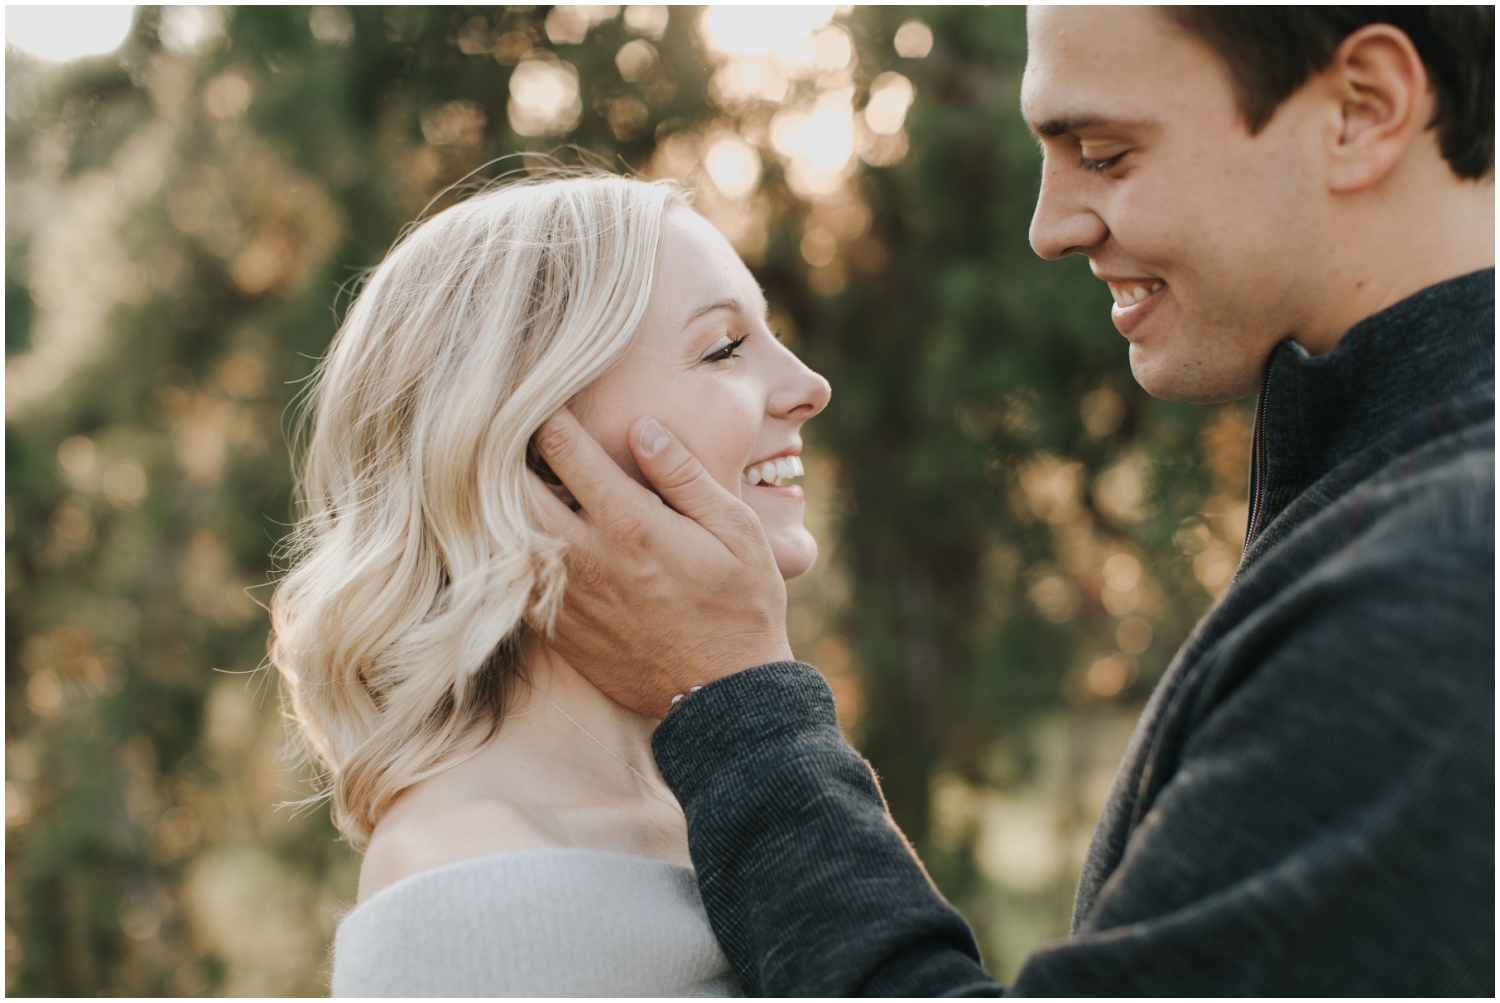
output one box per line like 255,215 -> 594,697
270,172 -> 688,846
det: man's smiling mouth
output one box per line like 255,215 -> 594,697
1100,278 -> 1169,337
1106,280 -> 1164,307
742,454 -> 805,487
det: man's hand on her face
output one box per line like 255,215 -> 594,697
525,408 -> 794,719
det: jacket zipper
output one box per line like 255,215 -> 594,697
1241,364 -> 1273,555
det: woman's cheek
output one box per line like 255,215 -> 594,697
674,389 -> 761,493
679,427 -> 756,494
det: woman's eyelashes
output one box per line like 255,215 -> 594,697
702,334 -> 748,363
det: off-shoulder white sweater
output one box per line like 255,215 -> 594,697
330,847 -> 741,997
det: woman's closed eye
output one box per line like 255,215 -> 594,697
702,334 -> 748,363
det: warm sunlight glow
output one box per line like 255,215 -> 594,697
699,5 -> 835,56
771,90 -> 856,197
6,5 -> 136,62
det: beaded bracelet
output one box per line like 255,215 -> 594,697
668,685 -> 704,707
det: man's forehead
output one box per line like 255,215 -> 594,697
1021,5 -> 1187,127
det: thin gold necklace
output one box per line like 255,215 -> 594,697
534,686 -> 683,815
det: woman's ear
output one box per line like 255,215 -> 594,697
1322,24 -> 1432,194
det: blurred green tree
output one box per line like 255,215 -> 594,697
5,6 -> 1249,993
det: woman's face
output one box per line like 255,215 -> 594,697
574,207 -> 832,579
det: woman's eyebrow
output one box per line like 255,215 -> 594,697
682,298 -> 743,330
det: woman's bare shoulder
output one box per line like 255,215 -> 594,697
358,789 -> 565,903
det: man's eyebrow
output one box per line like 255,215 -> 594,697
1029,115 -> 1142,139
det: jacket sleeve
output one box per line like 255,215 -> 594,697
652,662 -> 1000,997
652,535 -> 1494,996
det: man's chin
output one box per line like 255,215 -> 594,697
1128,344 -> 1259,405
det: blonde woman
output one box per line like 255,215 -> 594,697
269,173 -> 830,997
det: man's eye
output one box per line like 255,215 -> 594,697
1079,151 -> 1127,173
703,335 -> 748,363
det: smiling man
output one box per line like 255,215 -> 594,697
530,6 -> 1494,995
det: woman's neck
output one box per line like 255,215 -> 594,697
512,638 -> 663,779
357,636 -> 688,901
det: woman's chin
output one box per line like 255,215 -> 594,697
768,529 -> 818,580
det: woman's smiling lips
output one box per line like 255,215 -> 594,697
1104,277 -> 1167,336
741,448 -> 804,496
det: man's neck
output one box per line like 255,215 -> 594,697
1294,164 -> 1494,357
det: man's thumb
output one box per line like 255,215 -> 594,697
630,416 -> 748,535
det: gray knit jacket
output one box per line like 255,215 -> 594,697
653,269 -> 1496,996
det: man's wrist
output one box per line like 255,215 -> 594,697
655,639 -> 795,717
653,661 -> 845,808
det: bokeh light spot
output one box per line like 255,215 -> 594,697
800,228 -> 837,267
203,74 -> 253,120
26,670 -> 63,716
545,5 -> 619,46
103,461 -> 148,509
615,39 -> 658,82
508,59 -> 581,136
864,72 -> 915,135
158,6 -> 223,55
1086,655 -> 1132,698
421,99 -> 487,146
308,6 -> 354,46
1116,616 -> 1154,655
5,782 -> 31,827
1080,386 -> 1126,437
893,19 -> 934,59
57,436 -> 95,478
624,4 -> 669,39
704,134 -> 762,199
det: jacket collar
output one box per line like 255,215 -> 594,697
1246,267 -> 1495,544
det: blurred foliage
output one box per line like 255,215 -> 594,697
5,5 -> 1252,994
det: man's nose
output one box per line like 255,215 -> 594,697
1028,159 -> 1109,260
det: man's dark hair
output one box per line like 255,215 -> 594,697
1170,6 -> 1494,179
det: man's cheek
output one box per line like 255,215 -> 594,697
1109,187 -> 1184,259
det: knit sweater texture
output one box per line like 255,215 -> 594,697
332,847 -> 741,997
653,269 -> 1496,996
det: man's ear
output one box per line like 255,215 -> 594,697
1322,24 -> 1432,194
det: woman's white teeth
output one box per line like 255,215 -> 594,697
741,455 -> 804,486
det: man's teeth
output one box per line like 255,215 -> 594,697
742,455 -> 805,486
1113,281 -> 1164,307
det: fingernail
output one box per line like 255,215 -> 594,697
639,418 -> 670,456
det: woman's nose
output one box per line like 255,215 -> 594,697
769,356 -> 831,422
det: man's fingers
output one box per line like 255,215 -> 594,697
534,408 -> 652,527
628,415 -> 765,552
525,470 -> 589,547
